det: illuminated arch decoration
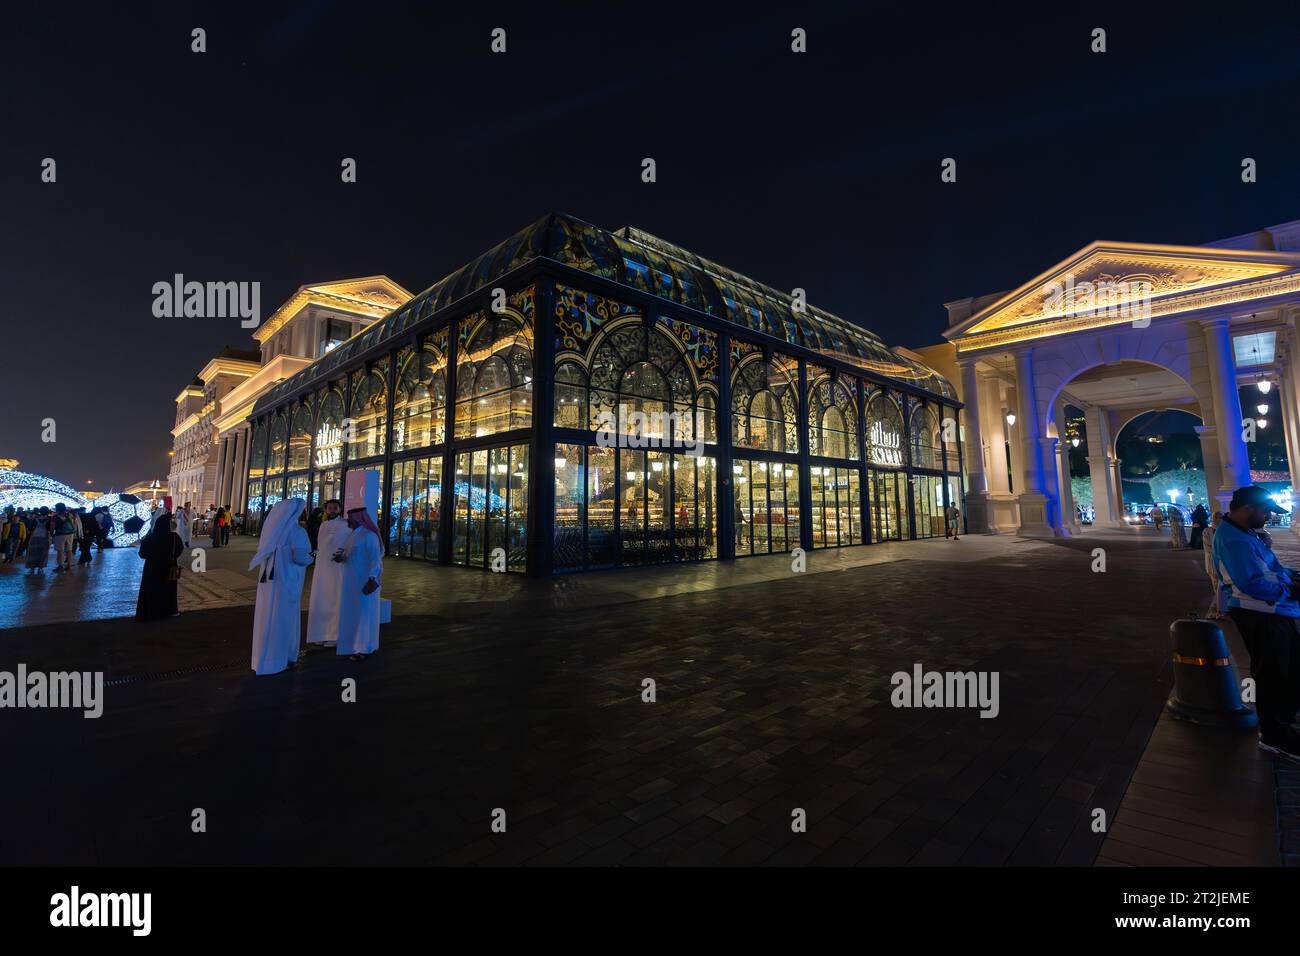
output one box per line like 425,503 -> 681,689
0,471 -> 156,547
0,469 -> 85,512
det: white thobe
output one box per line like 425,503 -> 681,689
305,517 -> 350,644
250,525 -> 314,675
176,510 -> 191,548
336,527 -> 382,656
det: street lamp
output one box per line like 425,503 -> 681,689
1005,413 -> 1016,426
1071,438 -> 1080,447
1258,418 -> 1269,429
1257,403 -> 1270,416
1258,380 -> 1273,394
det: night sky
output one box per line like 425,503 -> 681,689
4,3 -> 1299,489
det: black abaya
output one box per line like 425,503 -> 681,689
136,518 -> 183,620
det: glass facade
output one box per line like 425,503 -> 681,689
389,456 -> 443,559
244,218 -> 961,576
451,443 -> 528,571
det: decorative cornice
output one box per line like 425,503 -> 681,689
955,270 -> 1300,355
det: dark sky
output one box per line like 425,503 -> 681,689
4,2 -> 1300,488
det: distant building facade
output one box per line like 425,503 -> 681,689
169,278 -> 412,514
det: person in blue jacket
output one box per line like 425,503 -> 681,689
1213,485 -> 1300,759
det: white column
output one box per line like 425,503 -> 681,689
1084,406 -> 1121,526
1202,318 -> 1251,510
1013,349 -> 1054,535
213,437 -> 230,509
980,372 -> 1011,495
958,360 -> 987,495
233,428 -> 248,511
1057,433 -> 1077,531
958,359 -> 992,533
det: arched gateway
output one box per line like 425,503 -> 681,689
934,223 -> 1300,536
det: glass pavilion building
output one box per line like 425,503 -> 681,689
245,213 -> 964,575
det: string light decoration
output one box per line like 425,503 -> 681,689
92,493 -> 153,547
0,469 -> 86,512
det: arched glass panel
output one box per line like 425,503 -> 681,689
910,404 -> 941,470
731,354 -> 797,452
267,413 -> 288,475
288,403 -> 313,470
348,365 -> 388,459
809,376 -> 859,461
248,421 -> 268,478
455,312 -> 533,439
555,361 -> 587,429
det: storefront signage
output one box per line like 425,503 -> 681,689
869,422 -> 903,467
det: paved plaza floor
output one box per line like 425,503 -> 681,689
0,526 -> 1286,865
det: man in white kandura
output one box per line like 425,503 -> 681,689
175,502 -> 192,550
305,498 -> 348,646
336,505 -> 383,662
249,497 -> 314,675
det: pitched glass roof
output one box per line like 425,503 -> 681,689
253,213 -> 954,413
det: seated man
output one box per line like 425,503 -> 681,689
1213,485 -> 1300,760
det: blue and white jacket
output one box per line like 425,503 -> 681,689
1211,517 -> 1300,617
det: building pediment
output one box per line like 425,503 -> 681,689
947,241 -> 1300,353
253,275 -> 414,343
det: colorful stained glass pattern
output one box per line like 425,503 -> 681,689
666,318 -> 718,384
554,284 -> 640,359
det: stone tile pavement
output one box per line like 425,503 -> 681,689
0,526 -> 1280,865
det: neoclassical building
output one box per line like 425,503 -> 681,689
919,219 -> 1300,536
169,278 -> 413,512
169,352 -> 259,508
242,213 -> 963,573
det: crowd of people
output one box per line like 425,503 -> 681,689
2,502 -> 115,573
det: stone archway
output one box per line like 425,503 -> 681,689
1041,356 -> 1207,532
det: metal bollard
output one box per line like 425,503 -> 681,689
1166,614 -> 1257,729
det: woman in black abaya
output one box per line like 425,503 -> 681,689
136,511 -> 184,620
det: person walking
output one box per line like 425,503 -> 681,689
25,507 -> 52,574
1168,504 -> 1188,548
135,510 -> 184,620
2,512 -> 26,563
944,503 -> 961,540
1203,511 -> 1224,619
1212,486 -> 1300,761
210,507 -> 227,549
76,507 -> 95,564
50,503 -> 77,572
1189,503 -> 1209,550
1149,504 -> 1164,531
221,506 -> 232,546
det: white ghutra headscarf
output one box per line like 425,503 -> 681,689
249,498 -> 306,581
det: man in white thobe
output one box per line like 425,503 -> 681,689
249,497 -> 314,675
337,506 -> 383,660
305,499 -> 348,645
176,503 -> 192,550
